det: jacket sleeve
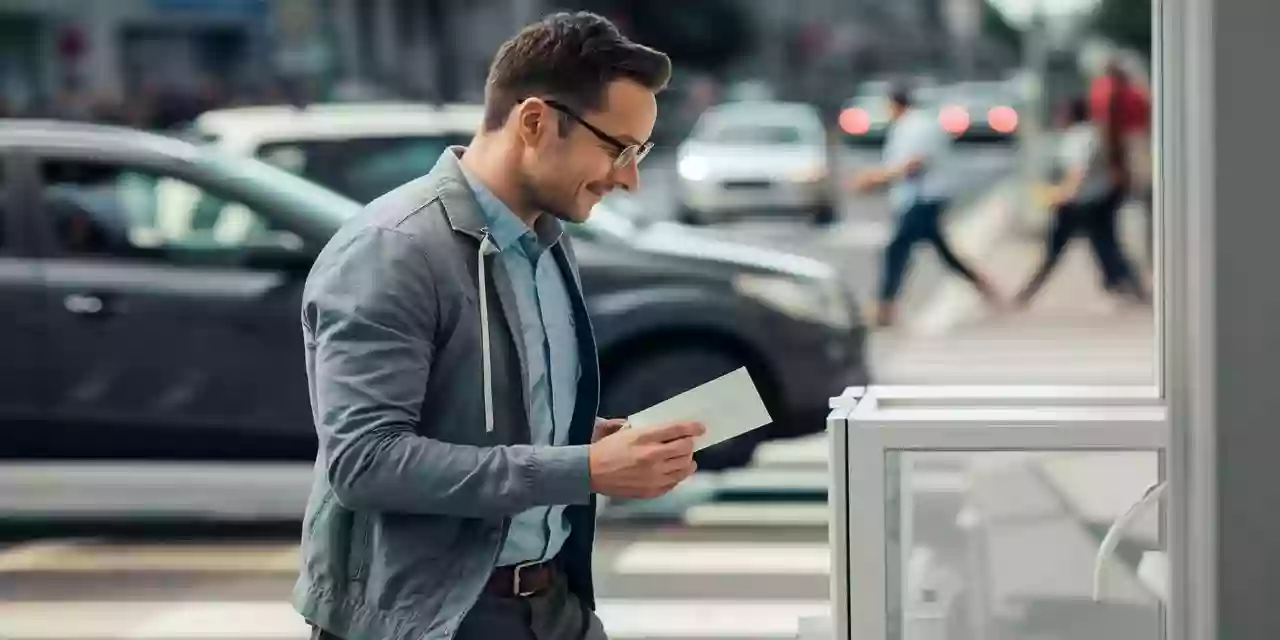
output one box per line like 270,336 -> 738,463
303,226 -> 591,516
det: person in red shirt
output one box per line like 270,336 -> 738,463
1088,59 -> 1155,286
1090,61 -> 1151,139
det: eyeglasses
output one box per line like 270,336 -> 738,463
543,99 -> 654,169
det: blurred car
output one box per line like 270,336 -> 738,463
675,101 -> 837,226
194,102 -> 481,204
838,79 -> 941,146
0,119 -> 869,518
933,80 -> 1021,143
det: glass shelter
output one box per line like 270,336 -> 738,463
821,0 -> 1279,638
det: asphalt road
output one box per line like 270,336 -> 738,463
0,144 -> 1022,640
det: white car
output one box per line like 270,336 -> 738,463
193,102 -> 484,204
675,101 -> 837,226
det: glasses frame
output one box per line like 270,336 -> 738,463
542,98 -> 654,169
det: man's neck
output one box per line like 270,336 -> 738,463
460,140 -> 541,229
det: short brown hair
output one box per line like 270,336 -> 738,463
482,11 -> 672,133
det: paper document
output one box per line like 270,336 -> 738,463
626,367 -> 773,451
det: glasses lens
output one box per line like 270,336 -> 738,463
614,145 -> 640,169
635,143 -> 653,165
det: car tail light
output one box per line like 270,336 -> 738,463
839,107 -> 871,135
938,105 -> 969,135
988,105 -> 1018,133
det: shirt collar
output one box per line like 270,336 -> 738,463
459,164 -> 563,255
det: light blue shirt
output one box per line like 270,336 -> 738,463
883,108 -> 954,212
463,168 -> 582,567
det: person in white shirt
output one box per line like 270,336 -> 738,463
852,83 -> 1001,327
1014,97 -> 1147,306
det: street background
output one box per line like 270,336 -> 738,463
0,0 -> 1158,638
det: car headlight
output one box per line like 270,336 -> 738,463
733,273 -> 853,329
678,156 -> 709,181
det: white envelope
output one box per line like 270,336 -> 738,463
626,367 -> 773,451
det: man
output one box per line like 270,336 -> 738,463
852,84 -> 1001,327
295,13 -> 704,640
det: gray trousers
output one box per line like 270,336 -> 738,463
310,575 -> 607,640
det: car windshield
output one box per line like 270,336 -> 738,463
945,83 -> 1012,107
255,134 -> 472,204
694,118 -> 816,145
207,142 -> 647,242
198,148 -> 363,226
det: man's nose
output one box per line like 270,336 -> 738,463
613,161 -> 641,193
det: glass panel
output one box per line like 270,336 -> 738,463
887,450 -> 1163,640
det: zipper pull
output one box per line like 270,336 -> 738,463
479,227 -> 499,255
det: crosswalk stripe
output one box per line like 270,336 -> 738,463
713,469 -> 830,493
0,541 -> 299,574
750,436 -> 829,469
612,541 -> 829,575
0,600 -> 832,639
682,503 -> 830,527
0,540 -> 91,572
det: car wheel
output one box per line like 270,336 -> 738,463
600,345 -> 766,471
813,201 -> 837,226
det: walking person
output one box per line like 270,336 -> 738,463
295,13 -> 704,640
1090,58 -> 1154,268
852,83 -> 1002,327
1015,97 -> 1147,307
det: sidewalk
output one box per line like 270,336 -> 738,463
875,200 -> 1156,385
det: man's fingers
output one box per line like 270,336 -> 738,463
654,455 -> 696,477
651,436 -> 696,462
635,421 -> 705,444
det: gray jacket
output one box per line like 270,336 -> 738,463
293,148 -> 602,640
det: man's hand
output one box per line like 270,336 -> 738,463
848,170 -> 883,193
588,421 -> 705,499
592,417 -> 628,444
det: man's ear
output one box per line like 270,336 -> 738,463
515,99 -> 550,147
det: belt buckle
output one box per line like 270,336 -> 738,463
512,560 -> 540,597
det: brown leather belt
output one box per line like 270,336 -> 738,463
486,560 -> 556,598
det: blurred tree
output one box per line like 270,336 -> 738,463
1093,0 -> 1153,56
980,0 -> 1023,53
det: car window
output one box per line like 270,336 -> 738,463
39,159 -> 303,261
258,135 -> 471,203
694,120 -> 815,145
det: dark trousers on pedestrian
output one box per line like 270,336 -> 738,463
1017,189 -> 1145,304
878,199 -> 987,304
309,565 -> 606,640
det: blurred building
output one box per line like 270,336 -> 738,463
0,0 -> 1023,118
326,0 -> 541,103
0,0 -> 271,109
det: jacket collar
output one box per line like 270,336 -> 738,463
430,146 -> 565,247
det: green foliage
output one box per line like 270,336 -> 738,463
1093,0 -> 1153,55
981,0 -> 1024,51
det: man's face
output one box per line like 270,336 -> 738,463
517,80 -> 658,224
